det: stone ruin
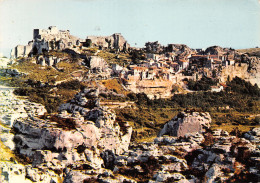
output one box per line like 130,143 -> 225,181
11,27 -> 131,59
165,44 -> 192,55
36,55 -> 61,66
11,26 -> 82,59
85,56 -> 108,71
87,33 -> 130,52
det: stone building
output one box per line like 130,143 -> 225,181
11,26 -> 82,58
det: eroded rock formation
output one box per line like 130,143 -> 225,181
158,111 -> 211,137
87,33 -> 130,51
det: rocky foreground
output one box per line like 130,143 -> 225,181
0,87 -> 260,183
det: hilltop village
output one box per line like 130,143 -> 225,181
10,26 -> 260,98
0,26 -> 259,183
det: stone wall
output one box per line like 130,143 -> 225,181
87,33 -> 130,51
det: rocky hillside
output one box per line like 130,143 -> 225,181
2,103 -> 259,182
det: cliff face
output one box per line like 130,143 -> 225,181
220,61 -> 260,86
125,79 -> 174,99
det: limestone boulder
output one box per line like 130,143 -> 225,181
158,112 -> 211,137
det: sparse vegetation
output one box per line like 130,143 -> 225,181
237,47 -> 260,57
14,80 -> 85,113
10,51 -> 88,84
97,50 -> 132,66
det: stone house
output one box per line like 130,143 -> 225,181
178,59 -> 189,70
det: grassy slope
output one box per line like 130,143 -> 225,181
11,59 -> 88,83
97,50 -> 132,66
101,79 -> 130,96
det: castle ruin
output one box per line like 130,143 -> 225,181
87,33 -> 130,51
11,27 -> 130,58
11,26 -> 82,58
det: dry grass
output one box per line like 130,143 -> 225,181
11,56 -> 88,83
237,48 -> 260,53
211,124 -> 259,133
101,79 -> 129,95
237,48 -> 260,57
97,50 -> 131,66
135,135 -> 157,143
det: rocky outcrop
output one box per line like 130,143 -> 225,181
165,44 -> 192,56
59,87 -> 132,154
125,79 -> 174,99
87,33 -> 130,51
2,92 -> 260,183
12,87 -> 132,169
85,56 -> 108,71
204,46 -> 235,56
0,57 -> 12,68
2,83 -> 259,182
0,88 -> 46,151
158,111 -> 211,137
3,87 -> 132,182
145,41 -> 164,54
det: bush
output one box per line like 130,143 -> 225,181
202,132 -> 215,147
50,115 -> 76,130
187,76 -> 216,91
227,77 -> 260,96
254,116 -> 260,124
56,80 -> 84,90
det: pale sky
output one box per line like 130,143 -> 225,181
0,0 -> 260,57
